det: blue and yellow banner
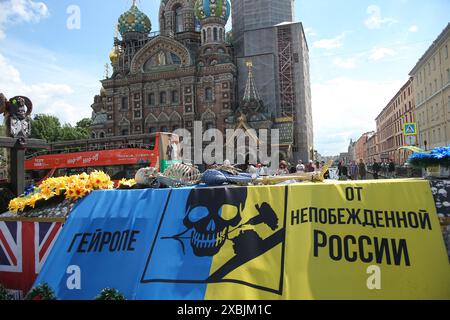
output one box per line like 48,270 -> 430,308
34,180 -> 450,299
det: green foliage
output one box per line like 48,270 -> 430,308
95,288 -> 126,300
31,114 -> 62,142
76,118 -> 92,130
31,114 -> 91,142
25,283 -> 57,300
0,284 -> 14,300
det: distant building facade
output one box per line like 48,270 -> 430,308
355,132 -> 374,163
365,132 -> 378,165
375,78 -> 416,165
409,23 -> 450,151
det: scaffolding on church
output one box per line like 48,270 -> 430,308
277,26 -> 296,118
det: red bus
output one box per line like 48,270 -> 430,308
24,132 -> 182,184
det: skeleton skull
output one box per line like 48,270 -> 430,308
184,188 -> 247,256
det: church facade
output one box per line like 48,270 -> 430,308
90,0 -> 313,163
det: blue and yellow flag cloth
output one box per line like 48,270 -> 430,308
34,180 -> 450,299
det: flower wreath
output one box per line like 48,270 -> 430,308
25,283 -> 57,300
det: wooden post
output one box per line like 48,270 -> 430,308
0,137 -> 49,196
10,142 -> 25,196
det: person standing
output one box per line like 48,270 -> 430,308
276,161 -> 290,176
388,159 -> 396,179
306,160 -> 315,172
372,159 -> 380,179
340,162 -> 349,181
296,160 -> 305,173
349,161 -> 358,180
358,159 -> 367,180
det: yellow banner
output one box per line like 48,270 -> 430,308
205,179 -> 450,299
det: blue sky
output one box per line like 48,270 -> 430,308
0,0 -> 449,156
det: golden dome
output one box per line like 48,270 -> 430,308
109,46 -> 120,64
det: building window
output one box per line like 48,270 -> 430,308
203,29 -> 206,43
175,6 -> 183,33
148,93 -> 155,106
160,91 -> 167,105
91,132 -> 96,139
445,44 -> 448,59
99,132 -> 105,138
149,127 -> 156,134
121,96 -> 128,110
172,125 -> 180,132
161,126 -> 168,132
213,27 -> 218,41
195,17 -> 201,32
121,129 -> 129,136
205,87 -> 213,101
171,90 -> 179,104
205,122 -> 214,130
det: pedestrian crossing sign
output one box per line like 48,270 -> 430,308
404,123 -> 417,136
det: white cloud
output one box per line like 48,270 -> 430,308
304,27 -> 317,37
333,57 -> 357,69
364,5 -> 397,29
313,33 -> 346,50
369,47 -> 397,61
408,25 -> 418,33
0,0 -> 49,39
312,77 -> 405,156
0,52 -> 89,125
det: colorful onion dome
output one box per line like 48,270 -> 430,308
194,0 -> 231,24
118,3 -> 151,36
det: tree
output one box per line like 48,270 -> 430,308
31,115 -> 91,142
76,118 -> 92,130
31,114 -> 61,142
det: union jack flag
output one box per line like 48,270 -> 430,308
0,221 -> 62,297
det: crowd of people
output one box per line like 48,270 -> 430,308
209,158 -> 400,181
336,158 -> 397,180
